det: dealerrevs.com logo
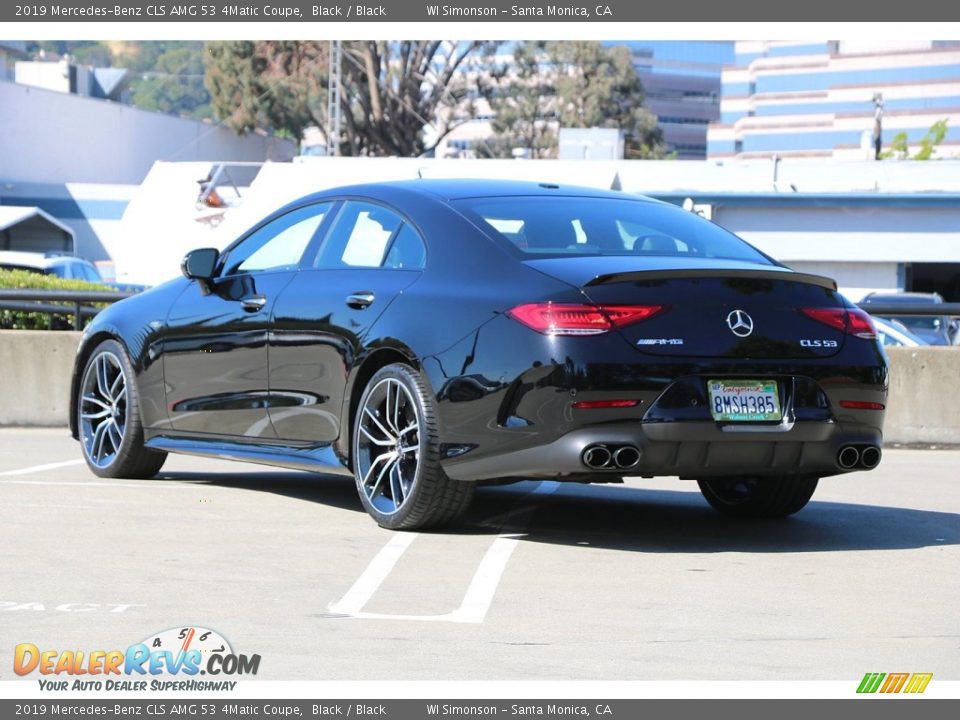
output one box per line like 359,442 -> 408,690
857,672 -> 933,694
14,626 -> 260,692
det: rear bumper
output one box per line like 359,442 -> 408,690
441,420 -> 882,482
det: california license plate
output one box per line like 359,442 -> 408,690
707,379 -> 782,422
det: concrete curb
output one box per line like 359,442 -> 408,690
0,331 -> 957,444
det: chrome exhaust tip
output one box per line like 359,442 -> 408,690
860,445 -> 882,470
613,445 -> 641,469
837,445 -> 860,470
582,445 -> 612,470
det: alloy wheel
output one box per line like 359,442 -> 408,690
79,351 -> 128,468
355,377 -> 421,515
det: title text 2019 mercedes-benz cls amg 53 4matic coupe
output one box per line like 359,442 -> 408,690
70,180 -> 888,529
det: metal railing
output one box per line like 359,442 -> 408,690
1,288 -> 958,331
0,289 -> 134,329
856,302 -> 960,316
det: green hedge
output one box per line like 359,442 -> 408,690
0,269 -> 117,330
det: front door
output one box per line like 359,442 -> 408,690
162,202 -> 333,438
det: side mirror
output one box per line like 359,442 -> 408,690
181,248 -> 219,281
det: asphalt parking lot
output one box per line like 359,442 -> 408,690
1,427 -> 958,681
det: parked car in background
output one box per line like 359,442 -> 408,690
872,317 -> 928,347
860,291 -> 959,346
0,250 -> 104,283
0,250 -> 148,292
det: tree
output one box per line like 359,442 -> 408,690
204,41 -> 490,155
130,45 -> 212,119
881,119 -> 949,160
482,41 -> 667,159
205,41 -> 326,141
548,42 -> 666,158
479,41 -> 558,158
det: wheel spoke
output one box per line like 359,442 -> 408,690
397,444 -> 418,455
82,394 -> 110,410
96,355 -> 113,402
109,370 -> 124,400
368,455 -> 397,501
361,450 -> 393,488
81,409 -> 111,421
91,421 -> 109,462
390,382 -> 404,434
389,462 -> 404,507
397,422 -> 417,437
363,407 -> 395,442
106,421 -> 123,454
359,424 -> 394,447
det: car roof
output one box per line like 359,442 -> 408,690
307,178 -> 657,203
0,250 -> 67,269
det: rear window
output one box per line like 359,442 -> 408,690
452,196 -> 772,264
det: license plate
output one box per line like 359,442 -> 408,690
707,379 -> 782,422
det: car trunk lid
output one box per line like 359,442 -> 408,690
525,257 -> 848,359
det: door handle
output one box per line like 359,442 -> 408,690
241,295 -> 267,312
346,292 -> 375,309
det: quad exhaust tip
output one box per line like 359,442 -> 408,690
860,445 -> 882,469
837,444 -> 882,470
582,445 -> 612,470
837,445 -> 860,469
582,443 -> 642,470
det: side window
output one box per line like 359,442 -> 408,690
383,224 -> 426,270
223,203 -> 331,276
314,201 -> 403,269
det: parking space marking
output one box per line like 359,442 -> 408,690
0,479 -> 192,488
327,481 -> 560,624
327,531 -> 421,616
0,459 -> 84,477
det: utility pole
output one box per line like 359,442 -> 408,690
872,92 -> 884,160
326,40 -> 342,157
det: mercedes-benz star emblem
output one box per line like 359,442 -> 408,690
726,309 -> 754,338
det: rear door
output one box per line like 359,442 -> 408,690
268,200 -> 425,443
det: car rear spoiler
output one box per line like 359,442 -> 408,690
585,268 -> 838,292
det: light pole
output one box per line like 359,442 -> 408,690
872,92 -> 884,160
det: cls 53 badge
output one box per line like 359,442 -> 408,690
800,339 -> 839,348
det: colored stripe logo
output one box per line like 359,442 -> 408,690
857,672 -> 933,694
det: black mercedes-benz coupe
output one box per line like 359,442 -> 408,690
70,179 -> 888,529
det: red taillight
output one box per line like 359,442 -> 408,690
799,307 -> 877,339
572,399 -> 641,409
507,303 -> 663,336
839,400 -> 885,411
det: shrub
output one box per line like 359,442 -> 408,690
0,269 -> 117,330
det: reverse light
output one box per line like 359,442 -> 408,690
839,400 -> 886,411
799,307 -> 877,339
572,399 -> 641,409
507,303 -> 663,336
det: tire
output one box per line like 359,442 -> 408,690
352,363 -> 474,530
77,339 -> 166,479
696,475 -> 819,518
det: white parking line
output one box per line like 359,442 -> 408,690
327,531 -> 420,616
0,479 -> 194,488
0,459 -> 84,477
327,481 -> 560,624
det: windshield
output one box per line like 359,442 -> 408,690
452,196 -> 772,263
892,315 -> 944,333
